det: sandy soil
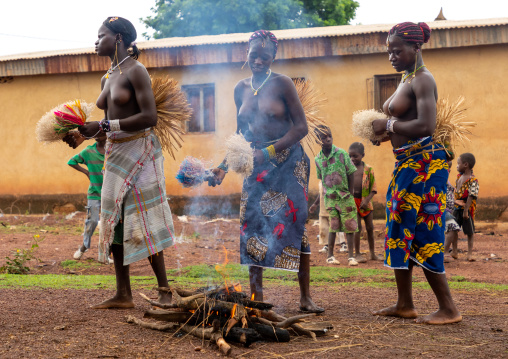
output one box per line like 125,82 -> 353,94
0,214 -> 507,358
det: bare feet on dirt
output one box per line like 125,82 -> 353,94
91,297 -> 135,309
158,292 -> 172,305
354,255 -> 367,263
415,309 -> 463,325
370,253 -> 384,261
372,305 -> 418,318
300,298 -> 325,314
467,254 -> 476,262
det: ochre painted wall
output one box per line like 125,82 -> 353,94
1,44 -> 505,201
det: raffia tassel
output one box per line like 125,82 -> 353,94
150,76 -> 193,159
351,109 -> 389,142
225,133 -> 254,178
36,99 -> 94,144
434,96 -> 475,151
293,79 -> 328,155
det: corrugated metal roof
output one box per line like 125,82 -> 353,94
1,17 -> 507,62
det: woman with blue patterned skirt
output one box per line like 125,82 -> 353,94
210,30 -> 323,313
371,22 -> 461,324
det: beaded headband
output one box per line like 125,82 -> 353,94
249,30 -> 278,58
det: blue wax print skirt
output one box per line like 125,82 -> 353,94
239,141 -> 310,272
384,137 -> 448,273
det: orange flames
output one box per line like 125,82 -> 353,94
214,246 -> 242,294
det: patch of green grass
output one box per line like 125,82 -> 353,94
1,264 -> 507,292
0,274 -> 156,290
60,259 -> 101,269
450,275 -> 467,282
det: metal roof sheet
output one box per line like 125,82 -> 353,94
1,17 -> 507,62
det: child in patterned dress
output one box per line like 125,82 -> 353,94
443,158 -> 461,262
348,142 -> 383,261
451,153 -> 479,261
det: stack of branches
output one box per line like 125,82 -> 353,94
126,286 -> 333,356
151,75 -> 193,159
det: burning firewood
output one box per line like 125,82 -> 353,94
248,322 -> 291,342
126,315 -> 178,331
225,327 -> 262,347
131,287 -> 331,356
211,319 -> 232,356
143,309 -> 194,323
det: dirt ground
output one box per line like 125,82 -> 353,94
1,213 -> 507,358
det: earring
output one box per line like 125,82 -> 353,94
241,59 -> 248,70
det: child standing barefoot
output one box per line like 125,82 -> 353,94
314,126 -> 359,266
348,142 -> 383,261
453,153 -> 479,261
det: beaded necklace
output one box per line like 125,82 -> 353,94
251,69 -> 272,96
402,65 -> 426,83
105,56 -> 130,79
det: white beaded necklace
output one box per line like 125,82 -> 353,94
105,56 -> 130,79
250,69 -> 272,96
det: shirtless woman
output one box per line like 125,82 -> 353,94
371,22 -> 461,324
65,17 -> 174,308
210,30 -> 323,313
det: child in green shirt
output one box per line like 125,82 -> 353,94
314,126 -> 360,266
68,133 -> 111,263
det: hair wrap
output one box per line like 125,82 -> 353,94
388,22 -> 431,44
248,30 -> 278,58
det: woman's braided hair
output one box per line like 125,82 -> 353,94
388,22 -> 431,44
103,16 -> 141,60
248,30 -> 279,58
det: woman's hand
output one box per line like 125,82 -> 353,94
209,168 -> 226,187
372,119 -> 389,136
62,131 -> 85,149
253,149 -> 265,166
78,121 -> 101,138
370,134 -> 390,146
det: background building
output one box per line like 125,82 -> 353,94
1,18 -> 506,218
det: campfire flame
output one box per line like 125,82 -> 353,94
251,293 -> 255,301
214,246 -> 242,294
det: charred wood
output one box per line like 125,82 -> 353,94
143,309 -> 194,323
224,327 -> 263,347
248,322 -> 290,342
